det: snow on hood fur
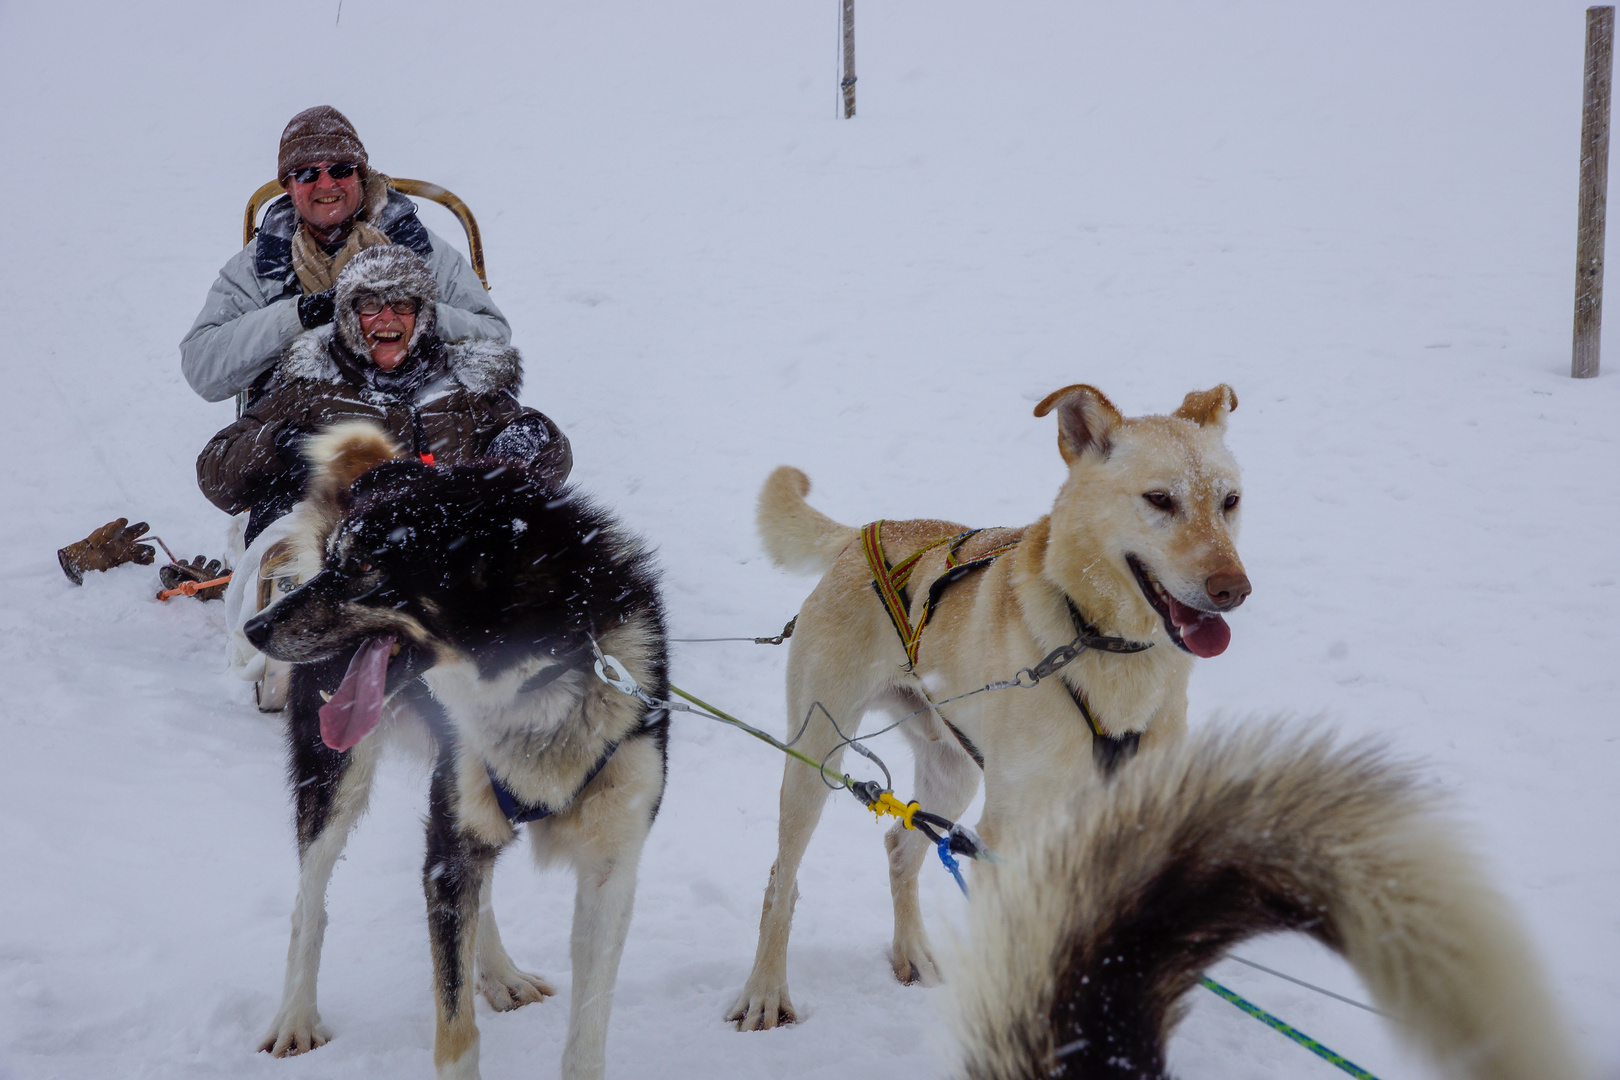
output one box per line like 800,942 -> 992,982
281,325 -> 524,397
334,244 -> 440,356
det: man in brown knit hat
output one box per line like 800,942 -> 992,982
179,105 -> 509,403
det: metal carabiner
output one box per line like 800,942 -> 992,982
593,652 -> 641,698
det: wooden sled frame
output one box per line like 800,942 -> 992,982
242,176 -> 490,290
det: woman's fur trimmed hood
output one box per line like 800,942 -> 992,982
281,324 -> 523,397
334,244 -> 440,355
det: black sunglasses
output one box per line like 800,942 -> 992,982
288,161 -> 359,184
354,296 -> 421,317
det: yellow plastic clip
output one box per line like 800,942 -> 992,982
868,791 -> 920,830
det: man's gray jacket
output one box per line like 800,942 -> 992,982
180,190 -> 509,402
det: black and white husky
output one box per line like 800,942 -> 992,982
243,421 -> 669,1080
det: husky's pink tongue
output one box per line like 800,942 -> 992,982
1164,594 -> 1231,658
319,635 -> 397,751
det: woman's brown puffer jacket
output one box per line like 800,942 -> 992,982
196,245 -> 570,542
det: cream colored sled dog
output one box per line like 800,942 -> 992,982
730,383 -> 1250,1030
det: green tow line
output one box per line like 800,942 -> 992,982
1200,977 -> 1380,1080
668,685 -> 857,790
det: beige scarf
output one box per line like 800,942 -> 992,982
291,172 -> 394,294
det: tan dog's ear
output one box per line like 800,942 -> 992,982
1174,384 -> 1238,428
1034,385 -> 1123,465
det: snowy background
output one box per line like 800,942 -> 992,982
1,1 -> 1616,1077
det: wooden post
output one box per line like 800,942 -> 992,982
841,0 -> 856,118
1574,6 -> 1615,378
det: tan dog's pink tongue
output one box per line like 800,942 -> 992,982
319,635 -> 398,751
1164,595 -> 1231,658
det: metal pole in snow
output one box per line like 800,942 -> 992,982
1573,6 -> 1614,378
841,0 -> 857,118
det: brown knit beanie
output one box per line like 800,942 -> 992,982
278,106 -> 369,179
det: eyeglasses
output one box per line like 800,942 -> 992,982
287,161 -> 360,184
354,296 -> 421,317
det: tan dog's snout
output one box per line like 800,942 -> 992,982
1205,570 -> 1251,611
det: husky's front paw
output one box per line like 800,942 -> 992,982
726,976 -> 797,1031
477,963 -> 557,1011
891,931 -> 942,986
258,1008 -> 331,1056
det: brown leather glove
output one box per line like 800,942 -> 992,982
159,556 -> 230,601
58,518 -> 156,585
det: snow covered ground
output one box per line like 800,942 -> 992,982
1,1 -> 1616,1077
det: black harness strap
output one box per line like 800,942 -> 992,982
940,685 -> 1138,776
486,706 -> 670,826
864,525 -> 1020,670
1057,598 -> 1143,774
926,597 -> 1148,776
1061,597 -> 1154,655
484,647 -> 648,826
939,716 -> 985,769
912,531 -> 1017,659
1060,680 -> 1140,775
514,647 -> 591,696
487,740 -> 619,826
863,522 -> 1150,776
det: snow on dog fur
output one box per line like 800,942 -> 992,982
242,420 -> 670,1080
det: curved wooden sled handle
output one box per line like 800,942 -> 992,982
242,177 -> 489,290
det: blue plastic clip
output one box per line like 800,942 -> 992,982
937,837 -> 968,896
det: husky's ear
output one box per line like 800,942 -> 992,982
1174,384 -> 1238,429
1034,385 -> 1123,465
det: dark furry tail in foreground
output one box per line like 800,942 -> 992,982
949,723 -> 1583,1080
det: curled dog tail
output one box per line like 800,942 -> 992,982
303,421 -> 405,515
757,466 -> 858,574
949,723 -> 1582,1080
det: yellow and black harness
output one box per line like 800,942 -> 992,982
860,519 -> 1151,774
860,521 -> 1020,670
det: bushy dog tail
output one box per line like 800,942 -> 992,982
757,467 -> 858,574
303,421 -> 405,512
948,723 -> 1582,1080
